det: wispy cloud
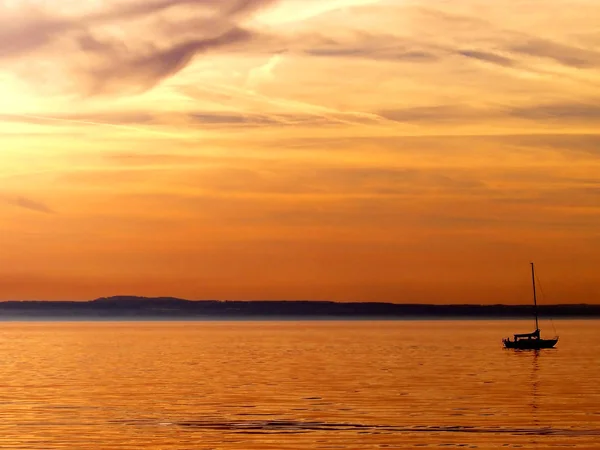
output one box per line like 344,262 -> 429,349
456,50 -> 514,67
303,32 -> 438,62
509,102 -> 600,121
1,0 -> 277,94
3,196 -> 55,214
508,37 -> 600,69
87,28 -> 255,94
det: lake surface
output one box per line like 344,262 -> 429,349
0,320 -> 598,449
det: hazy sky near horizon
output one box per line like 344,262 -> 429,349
1,0 -> 599,303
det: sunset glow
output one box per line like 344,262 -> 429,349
1,0 -> 599,302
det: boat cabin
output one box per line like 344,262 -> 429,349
512,329 -> 540,341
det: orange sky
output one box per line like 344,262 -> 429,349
1,0 -> 599,303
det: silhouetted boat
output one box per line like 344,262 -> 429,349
503,263 -> 558,350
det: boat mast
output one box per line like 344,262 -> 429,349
531,262 -> 539,331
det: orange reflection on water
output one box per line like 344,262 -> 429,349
0,320 -> 598,449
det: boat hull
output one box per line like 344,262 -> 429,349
503,338 -> 558,350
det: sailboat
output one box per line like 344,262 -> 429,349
503,263 -> 559,350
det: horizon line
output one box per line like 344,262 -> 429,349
0,296 -> 596,307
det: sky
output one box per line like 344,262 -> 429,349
1,0 -> 599,303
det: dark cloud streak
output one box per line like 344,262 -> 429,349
90,28 -> 254,93
457,50 -> 514,67
509,37 -> 600,68
3,196 -> 55,214
509,102 -> 600,121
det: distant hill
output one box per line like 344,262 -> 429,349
92,296 -> 194,305
0,296 -> 598,319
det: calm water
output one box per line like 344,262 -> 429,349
0,320 -> 598,449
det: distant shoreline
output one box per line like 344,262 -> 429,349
0,296 -> 598,319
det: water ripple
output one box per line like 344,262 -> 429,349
109,418 -> 600,437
